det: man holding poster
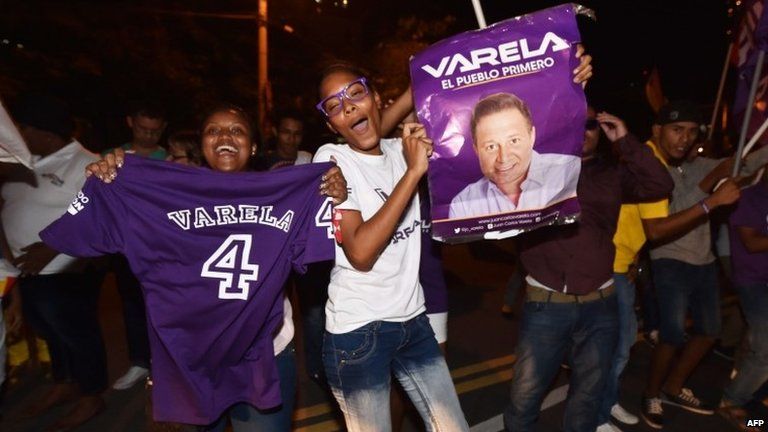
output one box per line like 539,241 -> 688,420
448,92 -> 580,219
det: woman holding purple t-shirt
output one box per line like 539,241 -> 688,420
86,103 -> 347,432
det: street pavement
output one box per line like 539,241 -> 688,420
1,241 -> 764,431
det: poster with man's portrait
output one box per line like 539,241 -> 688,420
410,4 -> 586,242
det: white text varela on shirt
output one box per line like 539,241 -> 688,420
167,204 -> 294,232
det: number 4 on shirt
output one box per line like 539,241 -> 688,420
201,234 -> 260,300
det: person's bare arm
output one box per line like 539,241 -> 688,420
699,157 -> 733,193
643,179 -> 741,244
338,124 -> 431,271
381,86 -> 413,137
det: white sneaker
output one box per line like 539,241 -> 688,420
611,403 -> 639,425
596,422 -> 621,432
112,365 -> 149,390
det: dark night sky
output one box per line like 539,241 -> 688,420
0,0 -> 734,147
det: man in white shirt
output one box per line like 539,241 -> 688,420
449,92 -> 580,219
2,93 -> 106,430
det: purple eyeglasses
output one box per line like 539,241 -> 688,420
316,77 -> 370,117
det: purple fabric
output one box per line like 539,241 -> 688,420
410,4 -> 586,241
40,155 -> 335,424
419,193 -> 449,314
734,0 -> 768,133
729,182 -> 768,286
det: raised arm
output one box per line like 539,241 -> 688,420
597,112 -> 673,202
338,124 -> 431,271
699,145 -> 768,193
380,86 -> 413,137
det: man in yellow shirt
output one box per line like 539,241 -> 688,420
598,184 -> 669,432
597,102 -> 743,432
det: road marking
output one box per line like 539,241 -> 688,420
455,367 -> 514,394
292,353 -> 566,432
294,419 -> 343,432
469,384 -> 570,432
293,402 -> 333,422
451,354 -> 516,379
293,354 -> 517,423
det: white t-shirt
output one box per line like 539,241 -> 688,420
1,141 -> 97,274
273,151 -> 310,355
295,150 -> 313,166
272,296 -> 293,354
313,139 -> 425,334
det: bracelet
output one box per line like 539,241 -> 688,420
699,199 -> 710,214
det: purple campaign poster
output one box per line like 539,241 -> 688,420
410,4 -> 586,242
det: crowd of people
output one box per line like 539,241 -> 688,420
0,47 -> 767,432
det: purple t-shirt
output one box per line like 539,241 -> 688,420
730,183 -> 768,285
40,155 -> 335,424
729,182 -> 768,286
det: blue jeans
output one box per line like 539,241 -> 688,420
113,255 -> 151,368
204,344 -> 296,432
295,261 -> 332,380
652,259 -> 721,345
323,314 -> 468,432
723,282 -> 768,406
504,293 -> 618,432
598,274 -> 637,424
636,257 -> 659,332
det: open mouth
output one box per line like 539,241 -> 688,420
351,117 -> 369,133
215,144 -> 238,155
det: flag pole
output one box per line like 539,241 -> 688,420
740,112 -> 768,157
708,42 -> 734,140
470,0 -> 487,28
734,49 -> 766,176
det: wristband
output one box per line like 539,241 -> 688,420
699,199 -> 710,215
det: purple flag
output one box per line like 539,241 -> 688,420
734,0 -> 768,130
410,4 -> 586,242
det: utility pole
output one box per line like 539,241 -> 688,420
257,0 -> 269,142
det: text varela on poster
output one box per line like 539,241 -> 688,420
410,3 -> 587,242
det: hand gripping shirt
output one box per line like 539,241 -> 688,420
40,155 -> 335,424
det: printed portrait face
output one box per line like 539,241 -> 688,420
473,107 -> 536,192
